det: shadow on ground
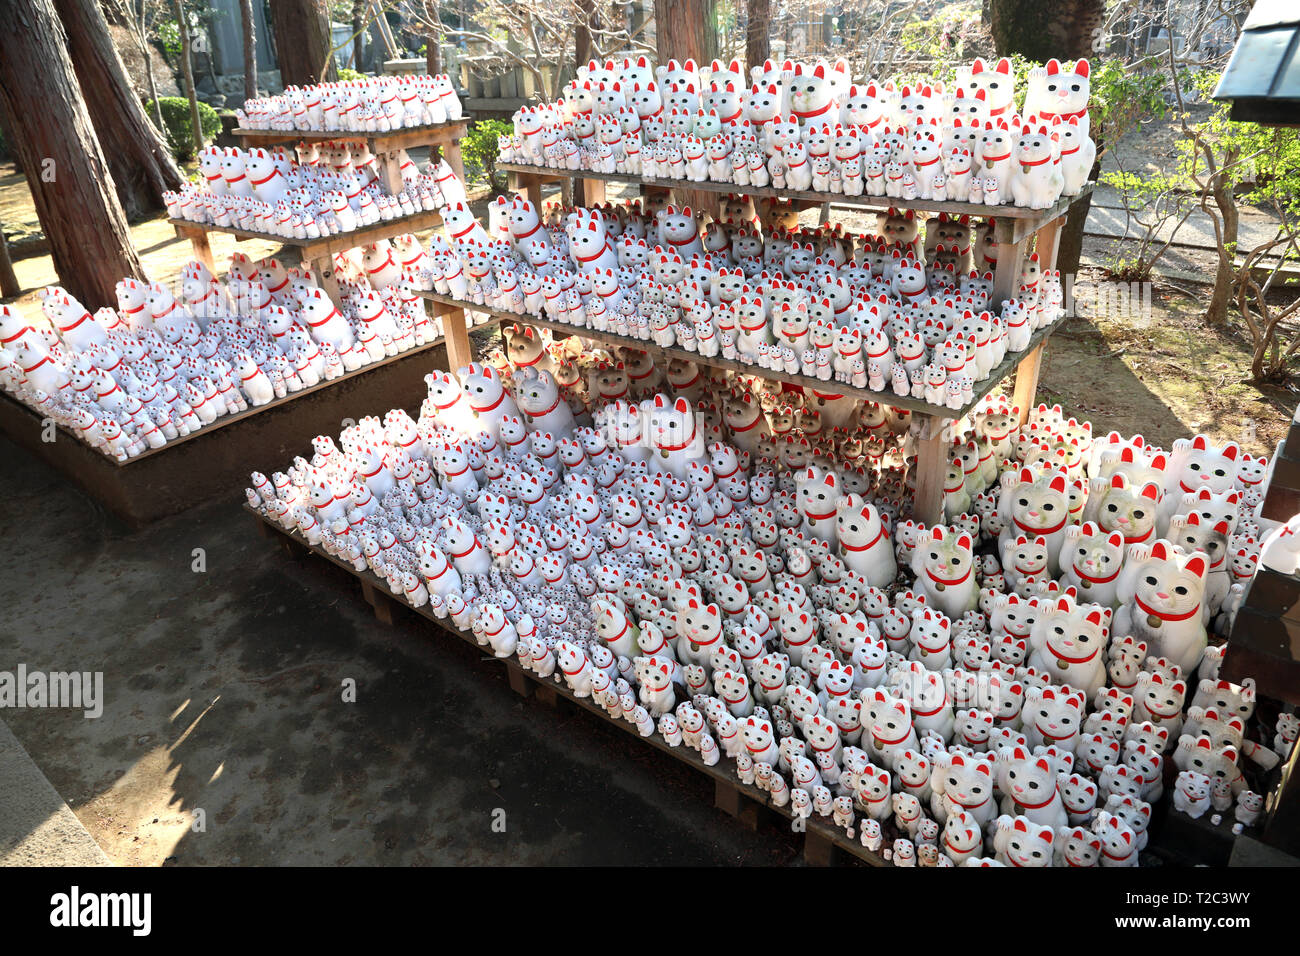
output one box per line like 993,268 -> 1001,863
0,434 -> 801,865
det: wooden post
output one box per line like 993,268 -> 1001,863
1034,214 -> 1064,270
509,169 -> 544,211
430,299 -> 473,371
803,826 -> 836,865
443,139 -> 466,183
312,254 -> 343,308
360,579 -> 396,625
1011,343 -> 1046,425
713,779 -> 760,830
990,234 -> 1025,310
0,229 -> 20,299
911,414 -> 947,525
376,151 -> 405,195
190,229 -> 217,275
578,176 -> 607,207
506,665 -> 534,697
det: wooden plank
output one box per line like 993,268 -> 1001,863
2,324 -> 496,471
497,162 -> 1093,225
417,291 -> 1069,423
1011,343 -> 1046,426
189,229 -> 217,274
232,119 -> 468,150
246,505 -> 889,866
508,169 -> 544,211
911,416 -> 947,525
714,778 -> 760,830
169,207 -> 445,261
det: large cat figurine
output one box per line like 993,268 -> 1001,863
1113,540 -> 1209,678
999,466 -> 1071,575
910,526 -> 979,619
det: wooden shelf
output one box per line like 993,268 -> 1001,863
169,207 -> 446,260
13,316 -> 498,469
419,291 -> 1065,421
249,504 -> 887,867
500,162 -> 1093,244
233,119 -> 468,151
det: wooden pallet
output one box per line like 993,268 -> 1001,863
418,291 -> 1065,525
169,208 -> 446,308
0,339 -> 470,526
500,163 -> 1092,243
234,120 -> 468,200
233,119 -> 468,151
249,505 -> 892,866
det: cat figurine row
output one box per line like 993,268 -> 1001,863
429,195 -> 1065,414
237,74 -> 463,132
506,55 -> 1093,207
0,250 -> 447,460
165,141 -> 464,239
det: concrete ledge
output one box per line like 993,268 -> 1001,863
0,720 -> 110,866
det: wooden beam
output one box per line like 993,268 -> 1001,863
1011,342 -> 1046,426
911,415 -> 947,525
991,237 -> 1025,310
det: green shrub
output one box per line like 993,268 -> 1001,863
338,68 -> 367,82
461,118 -> 512,192
146,96 -> 222,160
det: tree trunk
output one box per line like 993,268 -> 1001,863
0,229 -> 20,299
173,0 -> 204,156
269,0 -> 339,87
576,0 -> 595,71
746,0 -> 770,73
654,0 -> 718,215
986,0 -> 1103,63
1206,182 -> 1239,326
654,0 -> 718,68
422,0 -> 442,75
53,0 -> 182,221
352,0 -> 365,71
142,32 -> 165,132
241,0 -> 258,101
988,0 -> 1104,280
425,31 -> 440,75
0,0 -> 143,309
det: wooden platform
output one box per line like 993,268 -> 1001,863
420,291 -> 1063,523
500,162 -> 1092,245
249,504 -> 891,867
422,293 -> 1065,421
0,330 -> 491,526
233,119 -> 468,152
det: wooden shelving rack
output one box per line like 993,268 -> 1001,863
491,163 -> 1091,523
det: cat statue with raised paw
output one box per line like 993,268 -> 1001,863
1114,540 -> 1208,679
1172,770 -> 1213,819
